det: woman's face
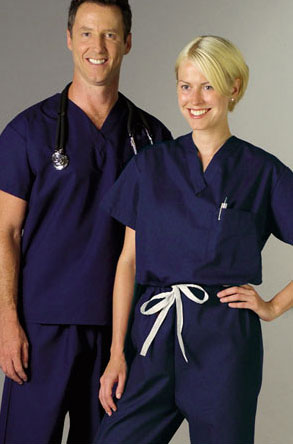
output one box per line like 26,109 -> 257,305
177,60 -> 230,134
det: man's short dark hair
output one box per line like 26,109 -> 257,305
68,0 -> 132,41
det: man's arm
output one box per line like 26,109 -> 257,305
0,190 -> 29,384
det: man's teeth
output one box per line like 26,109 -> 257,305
190,109 -> 209,116
88,58 -> 106,65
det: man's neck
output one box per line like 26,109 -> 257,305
68,78 -> 119,129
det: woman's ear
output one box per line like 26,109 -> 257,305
231,78 -> 241,100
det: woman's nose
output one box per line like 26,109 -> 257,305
190,88 -> 203,105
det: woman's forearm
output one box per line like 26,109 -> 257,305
110,254 -> 136,357
99,228 -> 136,413
270,280 -> 293,318
217,280 -> 293,322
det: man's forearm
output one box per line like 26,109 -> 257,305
0,232 -> 21,321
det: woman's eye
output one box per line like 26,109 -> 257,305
181,84 -> 190,91
204,85 -> 213,91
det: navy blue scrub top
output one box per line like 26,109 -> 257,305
0,92 -> 172,324
103,133 -> 293,287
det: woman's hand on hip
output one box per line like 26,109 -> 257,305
99,353 -> 127,416
217,285 -> 278,321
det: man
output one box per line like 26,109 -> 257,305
0,1 -> 171,442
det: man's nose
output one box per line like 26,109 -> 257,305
92,34 -> 106,52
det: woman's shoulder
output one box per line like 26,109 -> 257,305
136,133 -> 190,160
134,134 -> 190,174
233,136 -> 292,175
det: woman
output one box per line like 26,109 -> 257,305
95,36 -> 293,444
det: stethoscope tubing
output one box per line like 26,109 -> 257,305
52,83 -> 154,170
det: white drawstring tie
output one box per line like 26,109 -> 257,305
140,284 -> 209,362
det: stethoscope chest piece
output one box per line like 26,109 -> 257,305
52,83 -> 154,171
52,149 -> 69,170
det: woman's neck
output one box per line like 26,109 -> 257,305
192,126 -> 232,171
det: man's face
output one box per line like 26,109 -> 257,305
67,2 -> 131,88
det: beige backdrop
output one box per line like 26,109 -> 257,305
0,1 -> 292,443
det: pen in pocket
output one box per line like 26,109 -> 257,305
218,196 -> 228,221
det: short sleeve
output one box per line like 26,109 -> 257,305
270,166 -> 293,244
0,122 -> 33,201
101,157 -> 140,230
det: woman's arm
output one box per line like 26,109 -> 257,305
99,226 -> 136,415
217,281 -> 293,321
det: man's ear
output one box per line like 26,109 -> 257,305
124,33 -> 132,55
67,29 -> 73,51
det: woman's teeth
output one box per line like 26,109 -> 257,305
190,109 -> 209,116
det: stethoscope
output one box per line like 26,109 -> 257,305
52,83 -> 154,170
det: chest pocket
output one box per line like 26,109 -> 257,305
208,208 -> 261,273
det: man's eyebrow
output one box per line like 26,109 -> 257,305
79,26 -> 93,31
78,26 -> 118,32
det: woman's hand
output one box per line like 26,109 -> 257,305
99,353 -> 127,416
217,284 -> 279,322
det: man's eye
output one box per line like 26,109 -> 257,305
82,32 -> 91,37
105,32 -> 116,39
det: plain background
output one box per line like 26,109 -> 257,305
0,0 -> 292,443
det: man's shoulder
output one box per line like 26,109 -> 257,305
135,104 -> 166,127
119,93 -> 172,139
4,93 -> 60,134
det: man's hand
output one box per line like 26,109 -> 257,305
0,318 -> 29,384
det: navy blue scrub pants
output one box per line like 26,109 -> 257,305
0,323 -> 111,444
95,285 -> 263,444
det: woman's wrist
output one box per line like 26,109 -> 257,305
110,345 -> 125,358
266,299 -> 280,320
268,282 -> 293,320
268,295 -> 287,320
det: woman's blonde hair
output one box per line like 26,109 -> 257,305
175,35 -> 249,111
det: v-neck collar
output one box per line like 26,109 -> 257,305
99,93 -> 128,137
67,92 -> 127,139
180,133 -> 238,195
